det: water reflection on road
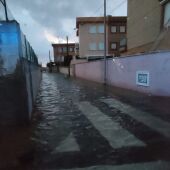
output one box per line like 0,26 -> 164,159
1,73 -> 170,170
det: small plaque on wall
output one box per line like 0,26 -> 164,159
136,71 -> 150,87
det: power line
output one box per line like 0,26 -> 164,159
91,2 -> 104,16
67,0 -> 127,43
71,0 -> 127,45
107,0 -> 127,15
0,0 -> 4,5
70,2 -> 105,43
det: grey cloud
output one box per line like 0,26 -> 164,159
7,0 -> 102,35
6,0 -> 126,65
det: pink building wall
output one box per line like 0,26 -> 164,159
75,51 -> 170,96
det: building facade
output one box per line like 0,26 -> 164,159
52,43 -> 77,66
76,16 -> 127,58
127,0 -> 170,54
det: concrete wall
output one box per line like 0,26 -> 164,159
75,51 -> 170,96
0,21 -> 41,125
0,21 -> 29,125
60,66 -> 74,76
75,60 -> 104,83
23,60 -> 41,120
127,0 -> 162,51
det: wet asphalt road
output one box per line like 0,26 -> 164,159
1,72 -> 170,170
29,73 -> 170,170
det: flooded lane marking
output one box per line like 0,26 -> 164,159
77,101 -> 145,149
52,133 -> 80,153
102,98 -> 170,139
60,161 -> 170,170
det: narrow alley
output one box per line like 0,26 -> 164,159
33,73 -> 170,170
1,72 -> 170,170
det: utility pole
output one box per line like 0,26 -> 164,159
49,50 -> 52,72
104,0 -> 107,84
49,50 -> 51,62
0,0 -> 9,21
66,36 -> 70,77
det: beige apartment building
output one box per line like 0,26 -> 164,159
127,0 -> 170,54
52,43 -> 77,66
76,16 -> 127,58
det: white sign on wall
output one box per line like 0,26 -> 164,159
136,71 -> 150,86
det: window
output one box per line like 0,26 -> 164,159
119,37 -> 127,52
98,24 -> 104,33
89,43 -> 97,50
56,56 -> 61,62
120,26 -> 126,33
69,47 -> 74,52
98,42 -> 104,50
111,42 -> 117,50
89,25 -> 97,33
61,56 -> 64,62
63,47 -> 67,52
164,2 -> 170,27
58,47 -> 62,52
111,26 -> 117,33
120,37 -> 127,46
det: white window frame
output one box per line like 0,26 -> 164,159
98,42 -> 104,50
89,25 -> 97,33
69,47 -> 74,52
98,24 -> 104,33
111,42 -> 117,50
120,26 -> 126,33
111,26 -> 117,33
89,43 -> 97,50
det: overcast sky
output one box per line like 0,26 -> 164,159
7,0 -> 127,66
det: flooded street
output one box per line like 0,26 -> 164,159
1,72 -> 170,170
